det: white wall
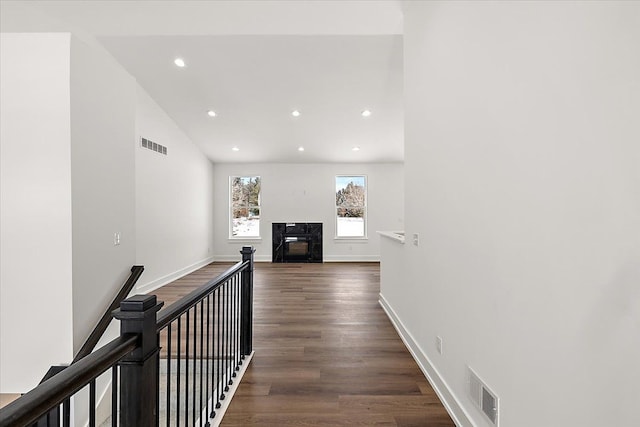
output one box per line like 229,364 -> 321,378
0,33 -> 74,392
397,2 -> 640,426
212,162 -> 403,262
135,86 -> 215,293
69,37 -> 137,353
0,6 -> 218,397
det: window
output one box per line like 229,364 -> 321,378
335,175 -> 366,238
230,176 -> 261,238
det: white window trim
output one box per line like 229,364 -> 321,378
334,174 -> 368,240
333,236 -> 369,242
229,175 -> 261,240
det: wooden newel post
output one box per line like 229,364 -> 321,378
240,246 -> 255,357
112,295 -> 164,427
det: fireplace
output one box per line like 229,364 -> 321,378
272,223 -> 322,263
286,239 -> 309,256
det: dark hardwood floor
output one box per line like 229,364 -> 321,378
155,262 -> 454,427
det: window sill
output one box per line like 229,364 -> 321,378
228,237 -> 262,243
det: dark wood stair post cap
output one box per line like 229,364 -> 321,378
119,294 -> 160,312
241,246 -> 256,256
112,294 -> 163,361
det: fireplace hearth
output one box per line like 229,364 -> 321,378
272,222 -> 322,263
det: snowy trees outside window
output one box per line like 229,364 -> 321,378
231,176 -> 261,237
335,175 -> 366,237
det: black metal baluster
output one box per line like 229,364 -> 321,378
231,275 -> 237,377
230,276 -> 235,379
156,338 -> 160,427
192,302 -> 197,425
235,274 -> 240,374
237,274 -> 241,368
166,323 -> 172,427
199,300 -> 204,427
216,286 -> 223,408
234,274 -> 238,371
222,282 -> 228,394
238,271 -> 243,364
226,280 -> 231,391
205,295 -> 212,425
176,317 -> 181,427
230,278 -> 234,386
62,398 -> 70,427
89,379 -> 96,427
211,289 -> 218,417
185,309 -> 190,425
238,273 -> 242,367
111,367 -> 118,427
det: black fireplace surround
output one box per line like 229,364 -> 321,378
272,222 -> 322,263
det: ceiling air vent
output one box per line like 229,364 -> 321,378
140,137 -> 167,156
468,367 -> 499,426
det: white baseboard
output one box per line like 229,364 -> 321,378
213,254 -> 271,262
136,256 -> 215,295
214,254 -> 380,263
209,351 -> 254,427
378,294 -> 474,427
323,255 -> 380,262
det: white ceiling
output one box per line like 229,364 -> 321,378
1,1 -> 404,164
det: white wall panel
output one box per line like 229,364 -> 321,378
399,2 -> 640,425
0,33 -> 74,392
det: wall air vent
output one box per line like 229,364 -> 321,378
468,367 -> 499,426
140,137 -> 167,156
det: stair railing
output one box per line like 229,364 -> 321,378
0,247 -> 255,427
28,265 -> 144,426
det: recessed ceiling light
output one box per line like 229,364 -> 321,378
361,110 -> 372,117
207,110 -> 217,117
291,110 -> 301,117
352,146 -> 360,152
232,146 -> 240,152
298,146 -> 305,152
174,58 -> 186,67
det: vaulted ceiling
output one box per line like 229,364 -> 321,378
1,1 -> 404,163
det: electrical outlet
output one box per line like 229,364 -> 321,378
436,336 -> 443,354
114,232 -> 121,246
413,233 -> 419,246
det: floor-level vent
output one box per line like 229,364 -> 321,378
468,366 -> 499,426
140,137 -> 167,155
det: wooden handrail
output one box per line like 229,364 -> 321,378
0,335 -> 138,427
72,265 -> 144,363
